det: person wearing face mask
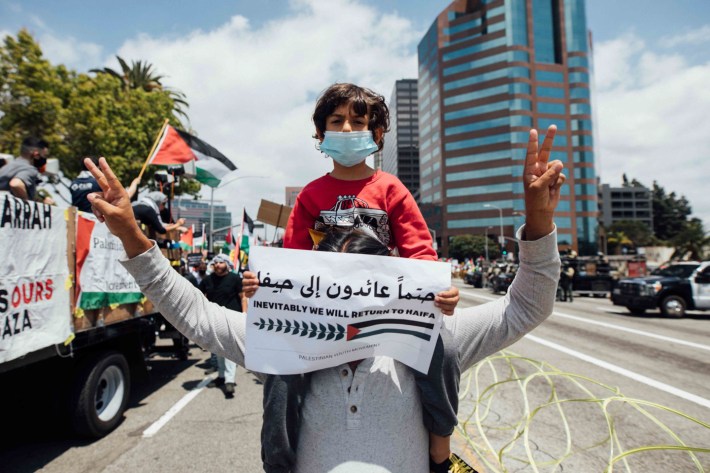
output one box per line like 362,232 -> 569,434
0,136 -> 53,203
275,83 -> 461,473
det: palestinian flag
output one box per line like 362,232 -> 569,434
179,225 -> 194,250
76,214 -> 143,309
147,124 -> 237,187
345,319 -> 434,342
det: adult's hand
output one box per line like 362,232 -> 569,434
86,157 -> 152,258
523,125 -> 566,240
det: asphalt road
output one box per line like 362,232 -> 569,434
2,284 -> 709,472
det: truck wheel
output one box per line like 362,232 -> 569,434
70,351 -> 131,438
661,295 -> 686,318
627,306 -> 646,316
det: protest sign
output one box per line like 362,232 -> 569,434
75,213 -> 143,309
187,252 -> 203,267
245,246 -> 450,374
0,192 -> 71,363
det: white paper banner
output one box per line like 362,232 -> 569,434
0,192 -> 71,363
245,246 -> 450,374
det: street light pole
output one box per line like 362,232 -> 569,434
484,203 -> 504,248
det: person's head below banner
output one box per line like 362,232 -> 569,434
315,227 -> 391,257
210,253 -> 234,274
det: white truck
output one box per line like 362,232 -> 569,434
0,192 -> 186,437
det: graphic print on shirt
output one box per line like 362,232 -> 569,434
314,195 -> 391,245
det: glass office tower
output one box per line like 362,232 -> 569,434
418,0 -> 597,255
382,79 -> 421,197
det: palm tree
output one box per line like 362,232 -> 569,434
91,56 -> 188,119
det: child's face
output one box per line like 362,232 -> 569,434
323,103 -> 370,136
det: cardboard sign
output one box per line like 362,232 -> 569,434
256,199 -> 292,229
245,246 -> 450,374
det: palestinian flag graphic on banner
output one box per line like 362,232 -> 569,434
251,317 -> 434,342
76,214 -> 143,309
147,124 -> 237,187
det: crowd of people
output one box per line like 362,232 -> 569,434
3,81 -> 566,473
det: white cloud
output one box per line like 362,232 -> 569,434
594,33 -> 710,228
662,24 -> 710,47
38,33 -> 103,72
110,0 -> 420,232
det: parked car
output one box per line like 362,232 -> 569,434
611,261 -> 710,317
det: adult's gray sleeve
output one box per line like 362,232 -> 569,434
120,243 -> 247,366
447,225 -> 561,372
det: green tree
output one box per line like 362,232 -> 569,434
671,218 -> 709,261
651,180 -> 692,241
0,29 -> 73,156
91,55 -> 188,120
448,234 -> 500,261
608,220 -> 654,247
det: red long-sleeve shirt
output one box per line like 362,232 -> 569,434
283,171 -> 437,261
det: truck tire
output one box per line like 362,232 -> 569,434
627,306 -> 646,316
660,295 -> 686,318
70,351 -> 131,438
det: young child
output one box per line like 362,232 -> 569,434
261,83 -> 461,473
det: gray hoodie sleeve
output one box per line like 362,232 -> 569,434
120,244 -> 247,367
445,225 -> 561,372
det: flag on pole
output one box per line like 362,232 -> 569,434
147,125 -> 237,187
193,223 -> 206,249
179,225 -> 194,250
243,209 -> 255,235
225,228 -> 233,248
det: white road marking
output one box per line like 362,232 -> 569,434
524,334 -> 710,409
461,290 -> 710,352
142,376 -> 214,438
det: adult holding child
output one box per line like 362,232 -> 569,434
84,106 -> 564,473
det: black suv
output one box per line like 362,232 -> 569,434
611,262 -> 710,317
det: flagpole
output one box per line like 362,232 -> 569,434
137,118 -> 170,182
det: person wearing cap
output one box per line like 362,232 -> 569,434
199,253 -> 246,397
131,190 -> 187,237
0,136 -> 53,203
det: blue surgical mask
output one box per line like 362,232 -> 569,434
319,131 -> 378,167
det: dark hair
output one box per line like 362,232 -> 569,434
81,155 -> 101,171
312,83 -> 390,151
316,227 -> 390,256
20,136 -> 49,157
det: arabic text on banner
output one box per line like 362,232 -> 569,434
245,246 -> 450,374
0,192 -> 72,363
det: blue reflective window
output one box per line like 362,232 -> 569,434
556,217 -> 572,229
444,99 -> 531,121
570,87 -> 590,99
446,116 -> 512,136
443,51 -> 530,76
556,200 -> 571,211
573,151 -> 594,163
538,118 -> 566,130
564,0 -> 589,52
574,166 -> 596,179
537,86 -> 565,98
442,36 -> 507,62
444,84 -> 509,106
572,134 -> 593,147
447,217 -> 517,229
447,199 -> 513,214
569,72 -> 589,83
570,103 -> 591,115
446,182 -> 513,198
444,17 -> 481,36
551,151 -> 568,162
446,166 -> 512,182
571,119 -> 592,131
445,132 -> 529,151
446,149 -> 511,167
537,102 -> 566,115
444,67 -> 528,91
575,183 -> 597,195
532,0 -> 558,63
552,135 -> 567,146
577,217 -> 597,245
536,70 -> 564,83
511,115 -> 533,127
557,233 -> 573,245
567,56 -> 588,68
575,200 -> 597,212
506,0 -> 528,46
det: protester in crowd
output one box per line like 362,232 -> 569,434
83,117 -> 564,471
72,155 -> 141,213
132,190 -> 187,238
191,260 -> 208,286
0,136 -> 53,203
279,83 -> 460,471
199,253 -> 247,398
560,264 -> 575,302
